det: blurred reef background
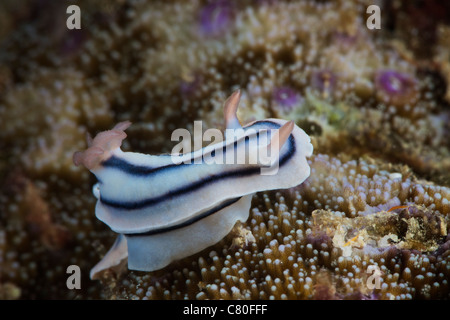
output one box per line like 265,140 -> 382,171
0,0 -> 449,299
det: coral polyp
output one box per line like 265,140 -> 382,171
374,70 -> 419,108
310,70 -> 337,99
271,86 -> 303,112
197,1 -> 235,37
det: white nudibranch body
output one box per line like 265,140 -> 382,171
73,91 -> 313,280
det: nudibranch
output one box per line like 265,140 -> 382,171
73,90 -> 313,279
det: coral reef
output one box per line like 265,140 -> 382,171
106,154 -> 449,300
0,0 -> 449,300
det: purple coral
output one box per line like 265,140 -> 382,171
375,70 -> 419,107
272,86 -> 303,112
198,1 -> 235,37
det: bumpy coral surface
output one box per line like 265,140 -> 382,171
107,154 -> 449,300
0,0 -> 449,300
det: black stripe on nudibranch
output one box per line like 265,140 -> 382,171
125,197 -> 241,236
100,133 -> 258,175
101,156 -> 162,175
101,121 -> 276,176
99,121 -> 296,210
